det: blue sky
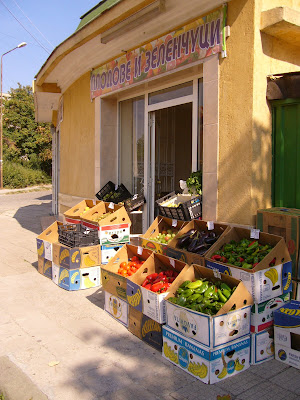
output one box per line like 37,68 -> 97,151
0,0 -> 99,93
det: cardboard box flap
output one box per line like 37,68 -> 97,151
205,226 -> 291,272
141,216 -> 187,240
102,244 -> 153,274
64,199 -> 100,219
168,219 -> 230,249
37,220 -> 62,243
128,252 -> 189,289
82,201 -> 131,227
165,263 -> 253,317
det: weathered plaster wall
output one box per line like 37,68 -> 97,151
59,72 -> 95,204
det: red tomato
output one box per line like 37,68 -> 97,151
120,262 -> 128,269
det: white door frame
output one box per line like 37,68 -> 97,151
143,78 -> 199,230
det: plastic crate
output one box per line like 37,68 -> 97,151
124,192 -> 145,212
95,181 -> 116,201
58,224 -> 99,248
103,183 -> 132,204
156,192 -> 202,221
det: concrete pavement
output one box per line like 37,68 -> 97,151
0,188 -> 299,400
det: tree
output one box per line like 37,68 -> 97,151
3,83 -> 52,175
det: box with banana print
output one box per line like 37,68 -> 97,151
162,325 -> 250,384
205,227 -> 292,303
52,263 -> 101,290
36,220 -> 62,262
250,328 -> 274,365
37,256 -> 52,280
52,242 -> 101,269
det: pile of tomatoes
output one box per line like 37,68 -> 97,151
117,256 -> 144,277
141,270 -> 179,293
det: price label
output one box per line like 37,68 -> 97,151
250,229 -> 260,239
137,246 -> 143,255
212,268 -> 221,279
207,221 -> 214,230
172,219 -> 177,227
170,259 -> 175,267
108,202 -> 115,209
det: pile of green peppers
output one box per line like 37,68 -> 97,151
168,279 -> 235,315
210,239 -> 275,269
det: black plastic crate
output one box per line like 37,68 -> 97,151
58,224 -> 99,248
124,192 -> 145,212
95,181 -> 116,201
156,192 -> 202,221
103,183 -> 132,204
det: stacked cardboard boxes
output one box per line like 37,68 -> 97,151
162,264 -> 253,384
204,226 -> 293,365
257,207 -> 300,300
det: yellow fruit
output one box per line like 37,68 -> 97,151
234,358 -> 244,371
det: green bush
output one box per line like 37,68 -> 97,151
3,161 -> 51,189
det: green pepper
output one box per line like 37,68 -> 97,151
195,281 -> 209,294
204,286 -> 215,298
220,283 -> 231,292
228,256 -> 235,264
222,289 -> 231,299
182,289 -> 194,298
233,261 -> 242,267
179,280 -> 191,289
212,301 -> 223,311
223,244 -> 233,252
187,293 -> 202,303
202,298 -> 214,307
177,295 -> 187,306
176,287 -> 184,295
196,294 -> 204,303
217,289 -> 227,303
168,297 -> 178,304
242,262 -> 253,269
246,241 -> 259,252
187,280 -> 203,290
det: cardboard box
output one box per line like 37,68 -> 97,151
105,291 -> 128,327
165,264 -> 253,348
251,293 -> 290,333
292,280 -> 300,300
36,220 -> 61,261
139,216 -> 187,256
52,242 -> 101,269
81,202 -> 131,245
101,244 -> 152,301
101,244 -> 123,265
126,253 -> 189,324
37,256 -> 52,279
166,219 -> 230,267
52,263 -> 101,291
257,207 -> 300,279
274,300 -> 300,369
162,326 -> 250,384
64,199 -> 101,224
250,328 -> 274,365
128,306 -> 163,352
205,227 -> 292,303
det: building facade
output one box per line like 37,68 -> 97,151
33,0 -> 300,231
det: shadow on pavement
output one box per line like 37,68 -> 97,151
36,194 -> 52,201
13,202 -> 53,235
87,287 -> 105,310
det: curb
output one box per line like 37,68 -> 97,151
0,185 -> 52,196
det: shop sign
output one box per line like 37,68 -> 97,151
90,6 -> 226,99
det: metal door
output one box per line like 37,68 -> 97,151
272,99 -> 300,208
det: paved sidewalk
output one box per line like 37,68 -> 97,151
0,190 -> 299,400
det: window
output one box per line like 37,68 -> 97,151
119,96 -> 145,194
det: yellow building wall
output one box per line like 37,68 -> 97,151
218,0 -> 255,226
59,72 -> 95,200
218,0 -> 300,226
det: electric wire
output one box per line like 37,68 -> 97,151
0,0 -> 51,54
11,0 -> 54,50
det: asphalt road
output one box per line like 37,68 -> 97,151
0,188 -> 52,214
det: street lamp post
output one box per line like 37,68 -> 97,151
0,42 -> 27,189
